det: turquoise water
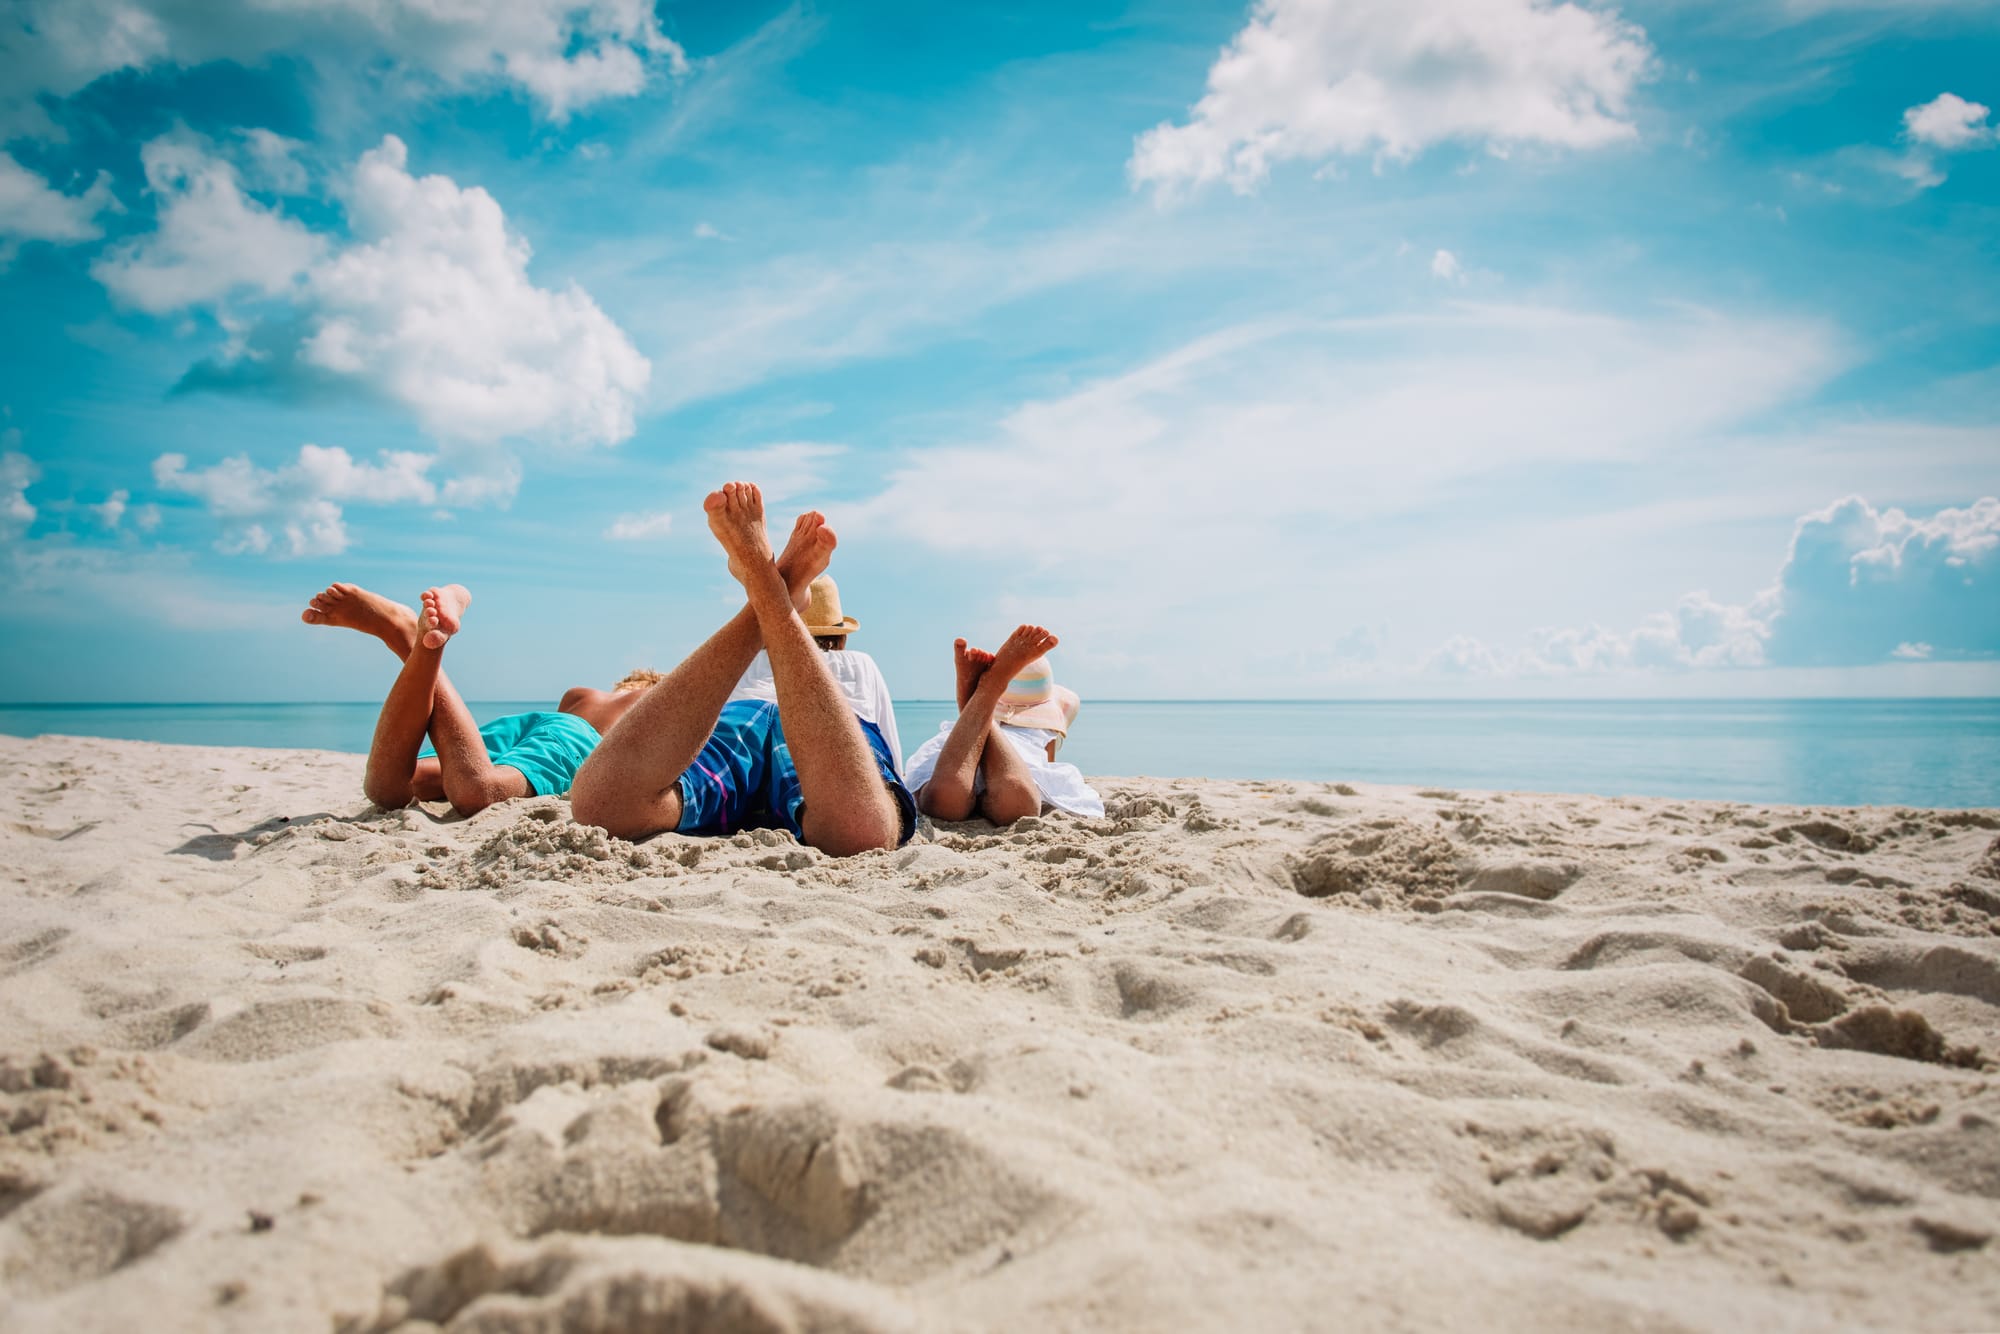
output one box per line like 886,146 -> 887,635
1,699 -> 1995,809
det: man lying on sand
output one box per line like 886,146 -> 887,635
301,583 -> 646,815
904,628 -> 1105,824
570,483 -> 916,856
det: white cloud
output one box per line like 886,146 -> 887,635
698,442 -> 848,509
103,134 -> 650,458
90,489 -> 130,530
1,0 -> 687,135
605,509 -> 674,541
1903,93 -> 1995,151
1,450 -> 39,540
239,129 -> 310,194
152,443 -> 437,558
1431,249 -> 1463,281
300,135 -> 650,446
0,152 -> 116,245
693,221 -> 727,241
92,135 -> 323,313
1430,494 -> 2000,676
1130,0 -> 1655,197
855,306 -> 1839,566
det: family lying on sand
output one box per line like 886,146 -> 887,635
300,481 -> 1103,856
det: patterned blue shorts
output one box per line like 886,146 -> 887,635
676,699 -> 915,845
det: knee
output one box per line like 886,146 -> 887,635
916,782 -> 973,824
364,776 -> 413,810
803,801 -> 902,858
810,822 -> 900,858
444,782 -> 495,818
571,775 -> 675,842
980,777 -> 1041,826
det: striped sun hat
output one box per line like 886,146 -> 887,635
994,655 -> 1081,738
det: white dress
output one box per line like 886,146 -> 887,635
727,650 -> 904,776
903,722 -> 1105,819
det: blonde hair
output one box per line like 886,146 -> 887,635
611,668 -> 667,694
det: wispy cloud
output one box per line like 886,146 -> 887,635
605,509 -> 673,541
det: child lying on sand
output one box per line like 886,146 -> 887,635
302,583 -> 646,816
905,627 -> 1104,824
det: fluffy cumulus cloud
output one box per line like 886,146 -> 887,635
1763,495 -> 2000,665
152,443 -> 437,557
92,135 -> 322,313
1130,0 -> 1655,196
1903,93 -> 1995,151
0,153 -> 117,247
1428,495 -> 2000,676
109,134 -> 649,459
299,136 -> 650,445
0,0 -> 686,134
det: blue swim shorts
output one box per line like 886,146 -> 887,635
421,710 -> 601,797
676,698 -> 916,845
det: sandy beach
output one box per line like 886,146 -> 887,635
1,731 -> 1996,1331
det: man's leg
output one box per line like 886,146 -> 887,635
919,627 -> 1054,826
705,483 -> 901,856
569,512 -> 833,839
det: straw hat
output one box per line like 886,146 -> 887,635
805,575 -> 859,637
993,654 -> 1081,738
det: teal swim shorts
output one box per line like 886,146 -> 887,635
420,710 -> 601,796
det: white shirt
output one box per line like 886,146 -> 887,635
727,649 -> 903,775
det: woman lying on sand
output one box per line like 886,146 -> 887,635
301,583 -> 647,816
904,627 -> 1104,824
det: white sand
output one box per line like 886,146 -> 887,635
1,732 -> 1997,1332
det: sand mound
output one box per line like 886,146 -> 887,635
0,736 -> 1996,1331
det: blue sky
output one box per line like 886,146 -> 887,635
0,0 -> 1995,703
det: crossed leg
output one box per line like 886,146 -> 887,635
302,582 -> 525,814
916,626 -> 1057,825
706,485 -> 902,855
568,501 -> 840,841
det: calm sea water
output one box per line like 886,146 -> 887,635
1,699 -> 1995,809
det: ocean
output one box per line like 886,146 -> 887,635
2,698 -> 1995,809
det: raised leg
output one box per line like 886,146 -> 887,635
569,509 -> 832,839
362,585 -> 527,816
303,581 -> 448,801
705,483 -> 900,856
919,626 -> 1055,825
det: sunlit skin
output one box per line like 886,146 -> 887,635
568,484 -> 901,856
301,582 -> 646,815
915,625 -> 1059,825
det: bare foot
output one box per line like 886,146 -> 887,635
300,583 -> 419,655
704,482 -> 775,587
954,638 -> 995,709
991,624 -> 1059,685
419,584 -> 471,650
775,510 -> 838,615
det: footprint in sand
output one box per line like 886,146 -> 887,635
0,1186 -> 185,1298
446,1068 -> 1070,1287
341,1235 -> 917,1334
